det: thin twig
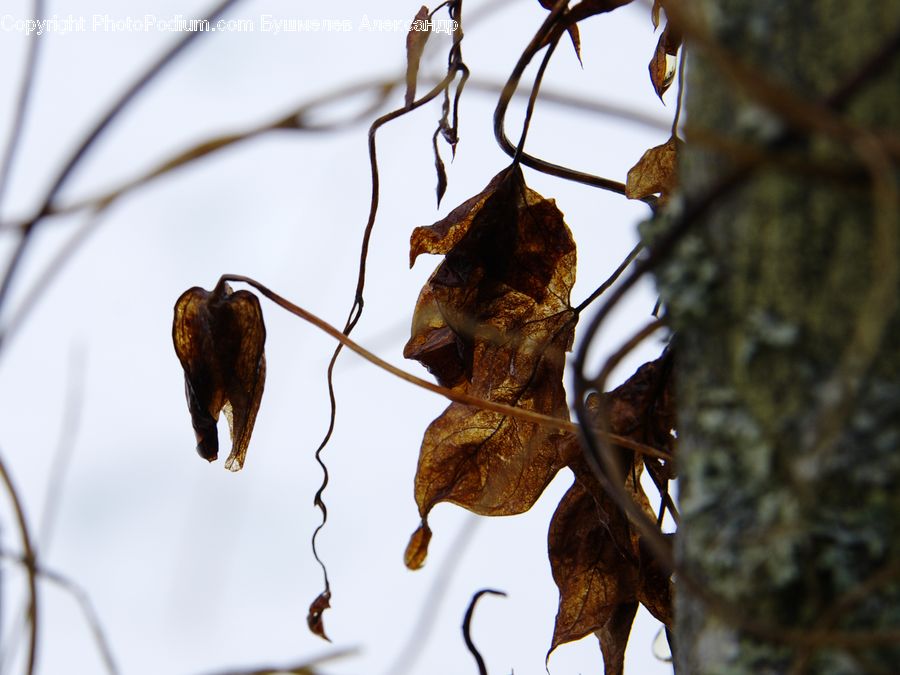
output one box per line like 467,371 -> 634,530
0,549 -> 120,675
0,78 -> 399,230
0,0 -> 44,213
305,8 -> 470,628
219,274 -> 668,459
307,69 -> 463,602
0,208 -> 106,355
0,0 -> 243,321
574,241 -> 644,315
493,0 -> 657,202
462,589 -> 507,675
0,450 -> 39,675
512,36 -> 558,163
39,344 -> 87,547
0,76 -> 672,233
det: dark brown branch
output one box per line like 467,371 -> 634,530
462,589 -> 507,675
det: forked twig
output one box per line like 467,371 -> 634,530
0,451 -> 39,675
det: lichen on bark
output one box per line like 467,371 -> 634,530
650,2 -> 900,673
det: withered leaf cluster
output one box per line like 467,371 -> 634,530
403,166 -> 579,567
403,163 -> 676,671
173,281 -> 266,472
167,3 -> 684,668
548,358 -> 675,672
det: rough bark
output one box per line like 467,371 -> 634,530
647,2 -> 900,673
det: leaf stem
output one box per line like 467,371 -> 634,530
219,274 -> 670,460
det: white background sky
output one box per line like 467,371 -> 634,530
0,1 -> 675,674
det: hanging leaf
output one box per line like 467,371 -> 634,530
548,357 -> 675,669
536,0 -> 582,64
433,129 -> 449,207
625,135 -> 683,201
172,280 -> 266,472
403,166 -> 579,568
307,590 -> 332,642
547,470 -> 640,668
405,6 -> 431,107
648,21 -> 682,100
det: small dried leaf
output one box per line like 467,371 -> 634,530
405,6 -> 431,107
595,602 -> 639,675
433,132 -> 448,207
548,358 -> 675,666
173,281 -> 266,471
648,22 -> 682,100
307,590 -> 332,642
536,0 -> 582,63
547,474 -> 638,660
625,136 -> 682,201
567,23 -> 583,64
404,167 -> 579,567
651,0 -> 662,29
404,521 -> 432,570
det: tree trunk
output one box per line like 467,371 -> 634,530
652,2 -> 900,673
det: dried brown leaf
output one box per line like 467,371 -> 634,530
405,6 -> 431,107
568,23 -> 583,64
536,0 -> 582,63
548,358 -> 675,665
172,281 -> 266,471
547,474 -> 638,661
625,136 -> 682,201
650,0 -> 662,29
648,22 -> 682,100
404,521 -> 432,571
307,590 -> 332,642
403,167 -> 578,567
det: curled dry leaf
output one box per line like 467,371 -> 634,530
547,467 -> 644,672
648,21 -> 682,100
625,135 -> 683,201
403,166 -> 578,568
405,6 -> 431,107
172,280 -> 266,472
307,590 -> 332,642
548,357 -> 675,671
